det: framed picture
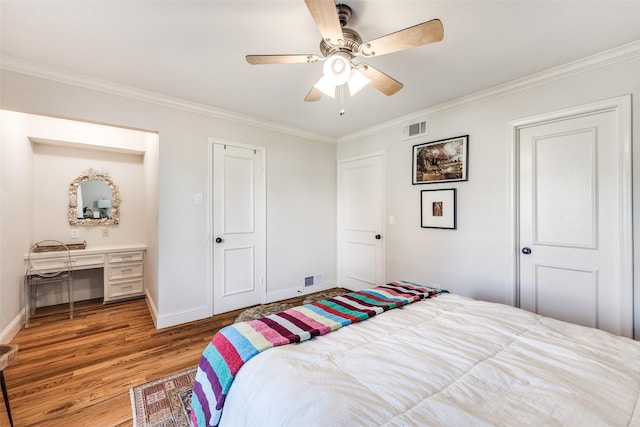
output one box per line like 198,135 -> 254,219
421,188 -> 456,229
412,135 -> 469,184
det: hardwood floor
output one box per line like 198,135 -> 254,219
1,293 -> 312,427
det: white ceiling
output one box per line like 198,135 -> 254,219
2,1 -> 640,139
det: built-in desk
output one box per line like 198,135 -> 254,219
26,244 -> 146,303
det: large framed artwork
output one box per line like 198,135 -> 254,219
421,188 -> 456,229
412,135 -> 469,184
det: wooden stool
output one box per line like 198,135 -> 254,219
0,344 -> 18,427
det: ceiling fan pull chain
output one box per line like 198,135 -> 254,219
339,85 -> 345,116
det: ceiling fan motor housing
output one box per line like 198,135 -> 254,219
320,27 -> 362,58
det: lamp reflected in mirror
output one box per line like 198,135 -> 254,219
96,198 -> 112,218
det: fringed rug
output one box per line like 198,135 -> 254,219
130,367 -> 197,427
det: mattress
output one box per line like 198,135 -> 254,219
217,293 -> 640,426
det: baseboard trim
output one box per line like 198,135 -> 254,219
144,289 -> 159,328
145,290 -> 211,329
155,306 -> 211,329
0,310 -> 25,343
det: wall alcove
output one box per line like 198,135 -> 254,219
21,115 -> 159,308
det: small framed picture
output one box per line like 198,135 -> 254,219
421,188 -> 456,229
412,135 -> 469,184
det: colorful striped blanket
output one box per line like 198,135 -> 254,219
189,281 -> 446,427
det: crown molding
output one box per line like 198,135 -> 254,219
3,39 -> 639,146
337,39 -> 640,144
0,56 -> 336,145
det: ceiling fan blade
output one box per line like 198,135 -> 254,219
359,19 -> 444,57
304,84 -> 324,102
246,54 -> 320,65
304,0 -> 344,47
358,64 -> 403,96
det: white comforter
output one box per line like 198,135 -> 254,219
220,293 -> 640,426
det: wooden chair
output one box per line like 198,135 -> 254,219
24,240 -> 74,328
0,344 -> 18,427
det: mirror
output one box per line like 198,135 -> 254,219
68,168 -> 120,225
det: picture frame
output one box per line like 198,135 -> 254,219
421,188 -> 456,229
412,135 -> 469,184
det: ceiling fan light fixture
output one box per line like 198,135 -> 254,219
347,68 -> 370,96
247,2 -> 445,104
322,52 -> 351,86
314,75 -> 336,98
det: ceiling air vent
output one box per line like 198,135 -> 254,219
402,120 -> 428,140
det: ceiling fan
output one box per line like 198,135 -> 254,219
246,0 -> 444,105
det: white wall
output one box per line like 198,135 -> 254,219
31,144 -> 146,245
0,68 -> 337,333
264,138 -> 339,302
0,110 -> 33,341
338,49 -> 640,335
143,133 -> 160,309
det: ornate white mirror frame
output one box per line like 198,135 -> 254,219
68,168 -> 120,225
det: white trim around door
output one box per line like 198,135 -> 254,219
208,137 -> 266,315
509,95 -> 633,338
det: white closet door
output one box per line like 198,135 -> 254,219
338,153 -> 385,291
518,99 -> 632,338
212,142 -> 264,314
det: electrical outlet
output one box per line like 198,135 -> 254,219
70,229 -> 80,239
102,228 -> 109,237
195,193 -> 203,205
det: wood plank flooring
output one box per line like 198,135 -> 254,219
1,293 -> 313,427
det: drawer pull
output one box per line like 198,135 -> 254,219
121,268 -> 133,273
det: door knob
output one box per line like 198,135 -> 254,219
215,237 -> 223,243
521,247 -> 532,255
375,234 -> 382,240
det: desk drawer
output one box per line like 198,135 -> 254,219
107,262 -> 143,281
108,251 -> 144,264
29,258 -> 70,273
107,279 -> 144,299
69,254 -> 106,269
29,253 -> 105,273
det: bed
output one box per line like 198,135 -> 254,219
191,282 -> 640,426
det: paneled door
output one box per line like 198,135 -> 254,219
517,97 -> 632,338
212,142 -> 265,314
338,153 -> 385,291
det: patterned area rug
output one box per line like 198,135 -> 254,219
130,289 -> 350,425
234,289 -> 349,322
130,367 -> 197,427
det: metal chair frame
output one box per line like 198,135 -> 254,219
24,240 -> 74,328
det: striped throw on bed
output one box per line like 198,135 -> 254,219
189,281 -> 446,427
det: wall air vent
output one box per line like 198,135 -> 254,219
304,274 -> 324,287
402,120 -> 428,140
